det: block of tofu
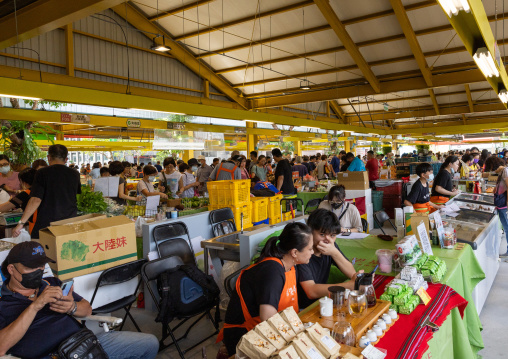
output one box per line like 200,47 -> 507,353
280,307 -> 305,334
254,321 -> 287,350
292,332 -> 326,359
306,323 -> 341,359
267,313 -> 296,342
237,330 -> 276,359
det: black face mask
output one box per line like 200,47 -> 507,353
330,202 -> 343,210
14,266 -> 44,289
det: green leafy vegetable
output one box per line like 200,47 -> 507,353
76,187 -> 108,214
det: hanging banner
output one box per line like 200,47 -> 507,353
60,113 -> 90,124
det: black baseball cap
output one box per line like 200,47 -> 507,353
4,241 -> 55,269
188,158 -> 199,167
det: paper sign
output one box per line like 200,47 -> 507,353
145,195 -> 160,215
416,287 -> 432,305
93,177 -> 120,197
417,221 -> 433,255
361,344 -> 387,359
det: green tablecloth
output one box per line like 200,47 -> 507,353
296,191 -> 327,211
331,235 -> 485,357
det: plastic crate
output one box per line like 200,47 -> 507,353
268,194 -> 283,219
209,203 -> 252,229
418,156 -> 432,162
251,197 -> 269,223
409,163 -> 418,175
253,219 -> 269,226
377,182 -> 402,196
207,179 -> 251,207
282,211 -> 293,222
269,215 -> 281,225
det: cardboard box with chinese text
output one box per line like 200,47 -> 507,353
39,214 -> 137,280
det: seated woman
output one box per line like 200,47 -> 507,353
296,209 -> 361,310
221,222 -> 314,355
318,185 -> 362,233
136,165 -> 168,199
404,163 -> 443,214
0,168 -> 37,234
430,155 -> 460,206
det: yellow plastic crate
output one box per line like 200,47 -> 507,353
207,179 -> 251,207
209,203 -> 252,229
269,215 -> 281,225
267,194 -> 283,219
251,197 -> 268,223
282,211 -> 293,222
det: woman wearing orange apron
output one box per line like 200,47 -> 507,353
404,163 -> 444,214
430,155 -> 460,206
219,222 -> 314,356
0,168 -> 38,234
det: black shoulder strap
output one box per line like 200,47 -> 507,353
338,203 -> 349,221
155,271 -> 171,324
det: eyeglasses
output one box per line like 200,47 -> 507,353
0,163 -> 9,167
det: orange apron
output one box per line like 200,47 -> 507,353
215,163 -> 238,180
216,257 -> 298,343
413,202 -> 431,214
23,189 -> 37,234
430,196 -> 449,206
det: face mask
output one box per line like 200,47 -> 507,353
15,266 -> 44,289
451,168 -> 455,174
427,173 -> 434,181
0,165 -> 10,174
330,202 -> 343,210
148,176 -> 155,182
473,159 -> 479,164
192,166 -> 198,172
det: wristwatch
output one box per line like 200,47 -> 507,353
18,220 -> 25,225
347,228 -> 351,233
68,301 -> 78,316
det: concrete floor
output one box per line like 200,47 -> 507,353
114,221 -> 508,358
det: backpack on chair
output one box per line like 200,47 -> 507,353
155,264 -> 220,326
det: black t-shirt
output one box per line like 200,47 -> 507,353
340,162 -> 349,172
274,159 -> 295,194
431,170 -> 453,198
407,179 -> 430,204
0,277 -> 84,358
111,176 -> 127,205
9,190 -> 34,223
30,164 -> 81,238
296,243 -> 348,309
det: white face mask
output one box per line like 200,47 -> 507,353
192,166 -> 198,172
148,176 -> 155,182
0,165 -> 10,174
427,173 -> 434,181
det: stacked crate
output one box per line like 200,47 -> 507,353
208,179 -> 252,229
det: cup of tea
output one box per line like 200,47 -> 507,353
348,290 -> 367,317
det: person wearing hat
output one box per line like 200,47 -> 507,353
196,155 -> 213,194
0,241 -> 159,358
209,154 -> 242,181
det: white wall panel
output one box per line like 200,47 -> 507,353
0,55 -> 65,75
1,29 -> 65,65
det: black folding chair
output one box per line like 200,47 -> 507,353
224,265 -> 248,298
374,210 -> 397,235
141,256 -> 220,358
209,208 -> 237,237
304,198 -> 322,214
153,222 -> 195,264
89,259 -> 147,332
361,218 -> 369,233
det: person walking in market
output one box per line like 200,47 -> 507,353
12,145 -> 81,239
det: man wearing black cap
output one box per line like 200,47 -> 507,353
272,148 -> 295,194
209,154 -> 242,181
0,241 -> 159,358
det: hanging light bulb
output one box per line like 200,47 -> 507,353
300,80 -> 311,90
437,0 -> 470,17
498,89 -> 508,103
150,36 -> 171,52
473,47 -> 499,78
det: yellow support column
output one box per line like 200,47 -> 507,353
182,130 -> 194,162
293,141 -> 301,156
246,122 -> 256,154
344,132 -> 351,153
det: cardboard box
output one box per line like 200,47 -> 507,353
39,214 -> 137,280
405,213 -> 430,246
336,171 -> 369,190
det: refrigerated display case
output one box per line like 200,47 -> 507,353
453,192 -> 494,205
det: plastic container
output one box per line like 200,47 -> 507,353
207,179 -> 251,207
269,215 -> 281,225
251,197 -> 268,223
267,193 -> 283,219
376,249 -> 393,273
282,211 -> 293,222
209,203 -> 253,229
253,218 -> 269,226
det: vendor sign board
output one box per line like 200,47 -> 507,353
60,113 -> 90,124
39,214 -> 137,280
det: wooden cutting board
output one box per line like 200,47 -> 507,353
298,299 -> 391,342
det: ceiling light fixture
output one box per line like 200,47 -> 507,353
0,94 -> 42,101
437,0 -> 470,17
473,47 -> 499,78
300,80 -> 311,90
245,120 -> 273,124
499,89 -> 508,103
150,36 -> 171,52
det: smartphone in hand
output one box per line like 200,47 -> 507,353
61,280 -> 74,296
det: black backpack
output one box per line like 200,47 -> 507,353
155,264 -> 220,326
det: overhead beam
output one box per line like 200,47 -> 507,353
428,89 -> 440,115
0,0 -> 125,50
148,0 -> 215,21
390,0 -> 433,86
315,0 -> 380,92
328,101 -> 346,123
465,84 -> 474,112
111,3 -> 248,109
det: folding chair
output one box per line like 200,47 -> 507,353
223,265 -> 248,298
209,208 -> 237,237
153,221 -> 195,264
304,198 -> 322,214
361,218 -> 369,233
374,210 -> 397,235
141,256 -> 220,358
89,259 -> 147,332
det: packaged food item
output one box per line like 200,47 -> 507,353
394,291 -> 410,306
272,344 -> 301,359
389,304 -> 398,312
237,330 -> 276,359
267,313 -> 296,342
254,321 -> 287,350
395,235 -> 422,266
280,307 -> 305,334
379,293 -> 393,302
342,353 -> 361,359
400,266 -> 417,281
306,323 -> 341,359
292,332 -> 326,359
386,284 -> 402,296
442,226 -> 455,249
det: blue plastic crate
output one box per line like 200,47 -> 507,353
410,163 -> 418,175
253,218 -> 269,226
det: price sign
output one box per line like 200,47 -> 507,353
416,287 -> 432,305
417,221 -> 433,255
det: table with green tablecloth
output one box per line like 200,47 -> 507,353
329,235 -> 485,358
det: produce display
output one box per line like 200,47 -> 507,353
380,282 -> 421,315
76,186 -> 108,214
416,255 -> 447,283
180,196 -> 209,209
